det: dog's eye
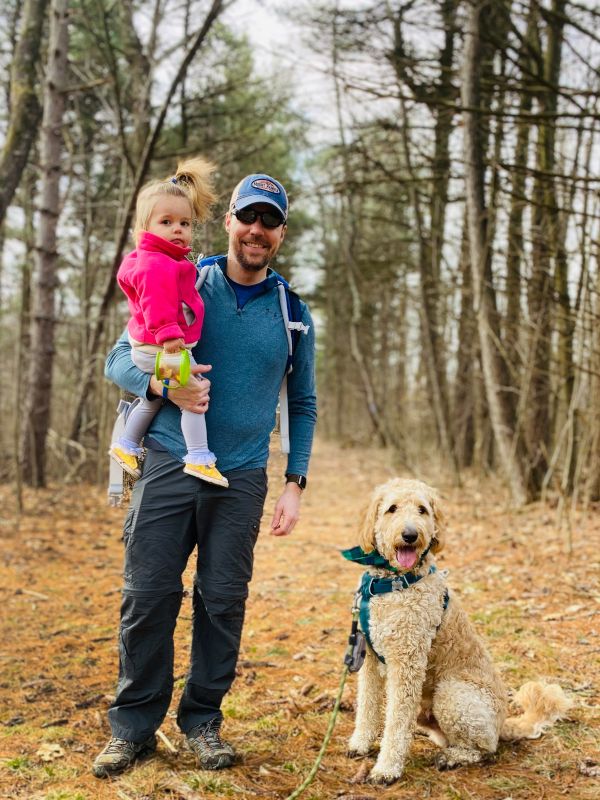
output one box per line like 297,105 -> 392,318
418,505 -> 428,515
386,504 -> 398,514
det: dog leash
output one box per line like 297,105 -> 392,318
283,592 -> 363,800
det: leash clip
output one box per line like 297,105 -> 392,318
345,629 -> 367,673
345,590 -> 367,672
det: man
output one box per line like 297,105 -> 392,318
93,174 -> 316,778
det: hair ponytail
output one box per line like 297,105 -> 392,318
173,157 -> 217,224
132,156 -> 217,243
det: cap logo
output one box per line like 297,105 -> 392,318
251,178 -> 280,194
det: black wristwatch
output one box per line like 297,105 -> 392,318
285,473 -> 307,490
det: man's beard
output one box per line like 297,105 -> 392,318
233,238 -> 273,272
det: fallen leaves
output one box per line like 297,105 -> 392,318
349,760 -> 371,784
578,758 -> 600,778
36,742 -> 65,761
1,442 -> 599,800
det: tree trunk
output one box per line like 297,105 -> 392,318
0,0 -> 50,226
390,3 -> 459,477
453,224 -> 477,467
13,168 -> 37,511
462,0 -> 529,505
19,0 -> 69,487
429,0 -> 456,288
504,1 -> 537,375
525,0 -> 566,492
331,14 -> 391,448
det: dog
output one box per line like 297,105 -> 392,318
346,478 -> 572,784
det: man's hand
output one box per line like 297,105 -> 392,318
150,363 -> 211,413
270,482 -> 302,536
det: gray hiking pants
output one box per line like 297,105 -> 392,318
107,449 -> 267,742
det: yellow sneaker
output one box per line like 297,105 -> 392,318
183,462 -> 229,487
109,445 -> 141,479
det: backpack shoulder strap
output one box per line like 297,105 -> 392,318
275,282 -> 310,375
275,281 -> 310,455
196,263 -> 211,291
195,254 -> 227,291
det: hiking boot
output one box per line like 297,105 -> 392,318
186,718 -> 235,770
183,462 -> 229,487
92,735 -> 156,778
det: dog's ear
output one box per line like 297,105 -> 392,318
429,489 -> 447,554
357,484 -> 387,552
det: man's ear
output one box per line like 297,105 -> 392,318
224,211 -> 232,233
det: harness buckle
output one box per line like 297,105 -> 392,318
367,577 -> 377,597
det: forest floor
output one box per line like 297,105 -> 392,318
1,437 -> 599,800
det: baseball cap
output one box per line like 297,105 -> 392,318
231,174 -> 288,221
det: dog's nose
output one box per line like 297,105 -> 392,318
402,527 -> 418,544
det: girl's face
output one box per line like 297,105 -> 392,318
146,196 -> 193,248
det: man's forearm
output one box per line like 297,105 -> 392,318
104,333 -> 151,398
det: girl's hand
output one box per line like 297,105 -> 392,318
149,364 -> 212,412
163,337 -> 185,354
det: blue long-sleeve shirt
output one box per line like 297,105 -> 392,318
105,262 -> 317,475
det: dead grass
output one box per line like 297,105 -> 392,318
1,437 -> 599,799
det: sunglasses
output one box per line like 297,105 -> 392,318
232,207 -> 285,229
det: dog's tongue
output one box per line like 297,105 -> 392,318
396,546 -> 418,570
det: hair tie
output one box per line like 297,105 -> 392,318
171,177 -> 177,184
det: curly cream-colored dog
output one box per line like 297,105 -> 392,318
346,478 -> 572,784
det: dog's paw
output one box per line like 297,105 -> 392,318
367,759 -> 403,786
347,736 -> 374,758
434,751 -> 455,771
367,764 -> 402,785
435,746 -> 484,771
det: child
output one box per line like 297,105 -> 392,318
109,157 -> 228,488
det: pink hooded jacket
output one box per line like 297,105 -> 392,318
117,231 -> 204,346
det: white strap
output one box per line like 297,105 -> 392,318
107,400 -> 131,506
275,284 -> 294,454
277,283 -> 294,359
279,376 -> 290,454
195,263 -> 211,291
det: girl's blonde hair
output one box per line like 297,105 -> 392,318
132,156 -> 217,243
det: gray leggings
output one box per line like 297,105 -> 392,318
122,347 -> 212,460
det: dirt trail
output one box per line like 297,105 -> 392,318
1,437 -> 599,799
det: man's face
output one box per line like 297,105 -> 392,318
225,203 -> 287,273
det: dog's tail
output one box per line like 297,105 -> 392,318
500,681 -> 573,741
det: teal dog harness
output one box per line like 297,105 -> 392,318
342,546 -> 450,664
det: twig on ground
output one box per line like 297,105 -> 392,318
16,588 -> 49,600
157,728 -> 179,754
